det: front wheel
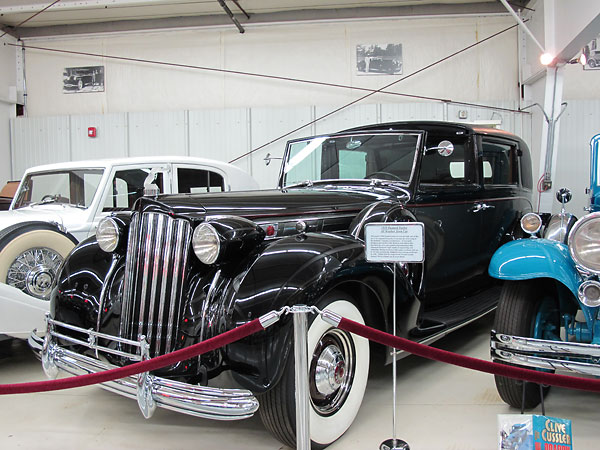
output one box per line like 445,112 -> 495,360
0,222 -> 77,299
259,291 -> 369,448
493,281 -> 560,409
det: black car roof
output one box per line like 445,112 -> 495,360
341,120 -> 523,143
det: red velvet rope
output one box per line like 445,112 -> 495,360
0,319 -> 263,395
4,314 -> 600,396
338,317 -> 600,393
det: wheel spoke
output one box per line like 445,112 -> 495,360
7,247 -> 64,299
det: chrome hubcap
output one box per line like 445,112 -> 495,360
310,329 -> 355,416
314,344 -> 346,396
7,247 -> 63,299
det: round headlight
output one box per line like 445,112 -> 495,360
520,213 -> 542,235
569,212 -> 600,274
192,223 -> 220,264
97,217 -> 120,252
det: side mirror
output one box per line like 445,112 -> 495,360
425,140 -> 454,156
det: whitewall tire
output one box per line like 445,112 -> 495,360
0,223 -> 77,299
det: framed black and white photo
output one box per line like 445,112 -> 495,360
356,44 -> 402,75
583,33 -> 600,70
63,66 -> 105,93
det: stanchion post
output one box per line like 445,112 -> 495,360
379,263 -> 410,450
292,305 -> 311,450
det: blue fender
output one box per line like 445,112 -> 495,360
488,238 -> 581,298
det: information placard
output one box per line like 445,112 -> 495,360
364,222 -> 425,263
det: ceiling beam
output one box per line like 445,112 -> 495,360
8,3 -> 509,39
216,0 -> 244,34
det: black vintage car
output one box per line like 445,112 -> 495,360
31,121 -> 532,448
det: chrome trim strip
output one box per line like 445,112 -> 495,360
121,213 -> 139,340
491,348 -> 600,377
156,217 -> 174,353
166,219 -> 185,353
200,269 -> 221,342
146,213 -> 165,348
50,318 -> 141,347
492,331 -> 600,358
30,331 -> 258,421
138,213 -> 154,341
351,202 -> 380,239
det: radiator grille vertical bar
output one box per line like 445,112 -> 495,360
137,213 -> 155,342
165,219 -> 191,354
120,213 -> 140,340
120,211 -> 191,357
155,217 -> 174,354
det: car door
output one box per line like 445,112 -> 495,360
410,131 -> 484,306
477,136 -> 531,263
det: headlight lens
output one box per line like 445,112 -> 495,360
192,223 -> 220,264
520,213 -> 542,235
569,213 -> 600,274
97,217 -> 120,252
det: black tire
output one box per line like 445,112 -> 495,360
589,59 -> 597,68
0,222 -> 78,299
258,291 -> 369,449
493,281 -> 559,409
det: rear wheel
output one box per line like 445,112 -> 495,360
259,291 -> 369,448
493,281 -> 560,409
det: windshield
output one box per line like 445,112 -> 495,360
281,132 -> 421,187
13,168 -> 104,209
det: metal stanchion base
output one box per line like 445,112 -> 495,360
380,438 -> 410,450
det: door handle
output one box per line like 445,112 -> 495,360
470,203 -> 495,213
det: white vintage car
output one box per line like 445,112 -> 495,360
0,156 -> 258,339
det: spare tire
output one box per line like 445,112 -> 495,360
0,221 -> 78,299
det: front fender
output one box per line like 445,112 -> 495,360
488,238 -> 581,298
225,232 -> 398,392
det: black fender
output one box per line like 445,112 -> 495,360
225,231 -> 418,393
52,216 -> 131,329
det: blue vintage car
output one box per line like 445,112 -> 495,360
489,133 -> 600,409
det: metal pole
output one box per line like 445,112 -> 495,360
380,264 -> 409,450
293,306 -> 311,450
393,263 -> 397,444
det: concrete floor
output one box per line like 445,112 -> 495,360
1,314 -> 598,450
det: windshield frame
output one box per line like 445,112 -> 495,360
13,167 -> 106,210
278,130 -> 424,189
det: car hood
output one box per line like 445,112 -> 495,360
0,205 -> 90,233
151,186 -> 406,221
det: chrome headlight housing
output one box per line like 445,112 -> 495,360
520,213 -> 542,235
97,217 -> 121,252
568,212 -> 600,274
192,223 -> 221,265
543,212 -> 577,244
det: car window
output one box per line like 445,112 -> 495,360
13,169 -> 104,209
177,168 -> 225,193
419,136 -> 471,185
283,133 -> 420,186
103,168 -> 164,212
482,139 -> 518,186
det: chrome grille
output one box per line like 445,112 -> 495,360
120,212 -> 192,357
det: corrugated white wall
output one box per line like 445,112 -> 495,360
553,100 -> 600,216
10,100 -> 534,189
21,16 -> 520,117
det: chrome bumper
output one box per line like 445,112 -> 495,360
491,330 -> 600,377
28,318 -> 259,421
